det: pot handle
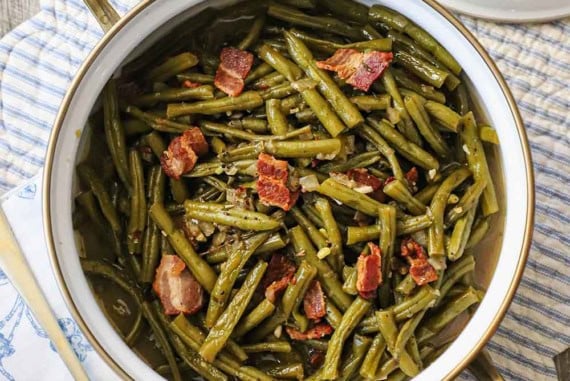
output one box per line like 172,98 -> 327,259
83,0 -> 121,32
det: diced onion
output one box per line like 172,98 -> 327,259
299,175 -> 320,192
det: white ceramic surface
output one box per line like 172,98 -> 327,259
439,0 -> 570,22
45,1 -> 532,380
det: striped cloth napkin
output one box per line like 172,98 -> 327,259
0,0 -> 568,380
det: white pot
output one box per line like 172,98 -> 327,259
43,1 -> 534,379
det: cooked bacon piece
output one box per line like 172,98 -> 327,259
309,349 -> 325,368
405,167 -> 419,193
356,242 -> 382,299
303,280 -> 326,321
214,47 -> 254,97
285,323 -> 334,341
160,128 -> 208,179
347,168 -> 386,202
153,255 -> 204,315
400,237 -> 438,286
182,80 -> 201,88
257,153 -> 299,211
316,49 -> 393,92
262,254 -> 296,303
258,153 -> 289,180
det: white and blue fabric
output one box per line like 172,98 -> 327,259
0,0 -> 568,380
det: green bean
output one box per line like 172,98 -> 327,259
260,82 -> 297,100
360,333 -> 387,379
202,121 -> 310,142
391,67 -> 446,104
200,261 -> 267,362
321,297 -> 371,379
289,226 -> 353,311
238,14 -> 266,50
369,6 -> 461,75
263,363 -> 304,379
394,310 -> 426,358
320,0 -> 368,23
132,85 -> 214,107
77,164 -> 121,233
314,197 -> 344,272
185,160 -> 257,178
250,260 -> 317,341
415,182 -> 440,205
177,72 -> 215,84
169,330 -> 228,381
358,123 -> 406,181
318,151 -> 381,174
375,357 -> 400,380
266,99 -> 289,135
264,139 -> 342,158
245,63 -> 274,85
242,342 -> 292,353
184,201 -> 281,231
103,80 -> 131,193
258,44 -> 303,82
417,287 -> 480,345
437,255 -> 476,305
288,29 -> 391,53
324,300 -> 343,330
229,117 -> 269,133
253,72 -> 286,90
428,167 -> 471,257
342,267 -> 358,295
479,125 -> 499,144
393,285 -> 438,321
368,118 -> 439,171
336,335 -> 372,381
445,180 -> 487,227
167,91 -> 264,117
394,51 -> 449,89
285,32 -> 364,129
462,112 -> 499,216
123,118 -> 152,136
280,94 -> 304,114
375,310 -> 420,377
148,52 -> 199,82
233,298 -> 276,338
290,206 -> 329,251
141,167 -> 165,283
404,95 -> 451,158
396,274 -> 417,296
397,213 -> 433,236
383,179 -> 426,215
424,100 -> 462,132
382,69 -> 423,145
378,205 -> 397,307
125,105 -> 192,133
346,225 -> 380,245
126,150 -> 146,255
149,203 -> 217,292
170,315 -> 271,381
447,203 -> 477,262
268,3 -> 362,39
316,178 -> 386,217
466,217 -> 490,249
350,95 -> 392,112
75,190 -> 107,233
206,233 -> 270,327
298,87 -> 347,137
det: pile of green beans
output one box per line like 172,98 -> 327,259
74,1 -> 500,379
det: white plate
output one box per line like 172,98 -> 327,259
438,0 -> 570,22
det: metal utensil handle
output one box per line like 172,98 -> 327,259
83,0 -> 121,32
0,208 -> 89,381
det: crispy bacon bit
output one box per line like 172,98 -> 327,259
182,80 -> 202,88
262,254 -> 296,303
214,47 -> 254,97
257,153 -> 299,211
405,167 -> 419,193
153,255 -> 204,315
303,280 -> 326,321
347,168 -> 386,202
400,238 -> 438,286
285,323 -> 334,341
356,242 -> 382,299
316,49 -> 393,92
160,128 -> 208,179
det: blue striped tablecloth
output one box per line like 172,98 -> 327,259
0,1 -> 568,380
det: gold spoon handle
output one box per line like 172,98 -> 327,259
0,208 -> 89,381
